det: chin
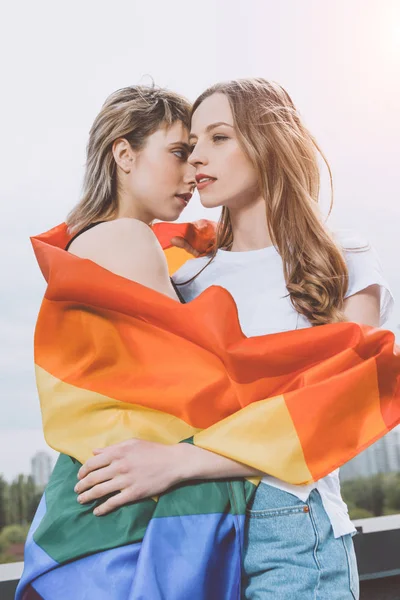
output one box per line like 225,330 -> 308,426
198,193 -> 224,209
157,208 -> 183,222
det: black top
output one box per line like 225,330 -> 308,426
65,221 -> 186,303
64,221 -> 106,251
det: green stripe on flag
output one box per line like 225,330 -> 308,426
34,453 -> 256,564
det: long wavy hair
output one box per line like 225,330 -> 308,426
189,78 -> 349,326
67,85 -> 191,233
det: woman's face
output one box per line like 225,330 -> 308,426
124,120 -> 196,222
189,93 -> 260,210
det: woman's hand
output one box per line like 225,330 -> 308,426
74,439 -> 184,516
170,236 -> 200,257
74,438 -> 262,516
169,219 -> 217,257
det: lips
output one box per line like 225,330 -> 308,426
175,193 -> 192,206
195,173 -> 217,191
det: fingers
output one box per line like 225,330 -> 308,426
170,236 -> 184,248
78,452 -> 112,480
77,477 -> 124,505
170,236 -> 200,258
93,489 -> 135,516
74,465 -> 115,494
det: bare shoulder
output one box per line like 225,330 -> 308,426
103,217 -> 157,240
69,218 -> 156,250
68,218 -> 177,298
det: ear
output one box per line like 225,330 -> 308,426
112,138 -> 135,174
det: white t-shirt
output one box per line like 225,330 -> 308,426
173,230 -> 394,538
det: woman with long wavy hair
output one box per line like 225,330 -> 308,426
173,79 -> 393,598
73,79 -> 393,599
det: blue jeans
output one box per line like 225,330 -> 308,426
242,484 -> 359,599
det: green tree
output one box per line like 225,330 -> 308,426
0,524 -> 29,546
349,507 -> 374,519
28,490 -> 43,523
25,475 -> 38,522
0,475 -> 10,529
0,524 -> 30,565
18,474 -> 29,524
8,480 -> 19,525
6,474 -> 41,526
369,475 -> 385,516
383,473 -> 400,513
341,474 -> 385,516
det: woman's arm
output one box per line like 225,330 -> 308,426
75,440 -> 262,516
75,282 -> 382,515
71,218 -> 258,514
343,284 -> 381,327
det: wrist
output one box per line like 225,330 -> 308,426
170,442 -> 200,483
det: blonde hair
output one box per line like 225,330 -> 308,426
189,78 -> 349,326
67,85 -> 191,233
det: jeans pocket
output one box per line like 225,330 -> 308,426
246,505 -> 308,518
246,483 -> 308,518
341,534 -> 360,600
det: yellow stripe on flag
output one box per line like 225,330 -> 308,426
194,394 -> 313,485
164,246 -> 194,276
36,365 -> 199,464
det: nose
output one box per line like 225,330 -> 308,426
183,161 -> 196,189
188,145 -> 207,168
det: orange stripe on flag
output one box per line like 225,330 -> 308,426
286,355 -> 387,480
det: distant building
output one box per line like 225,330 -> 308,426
341,426 -> 400,481
31,451 -> 53,488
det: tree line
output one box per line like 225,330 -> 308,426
1,471 -> 400,563
0,474 -> 42,563
341,472 -> 400,519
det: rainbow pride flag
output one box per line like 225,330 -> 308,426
17,221 -> 400,600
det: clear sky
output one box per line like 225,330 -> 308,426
1,0 -> 399,480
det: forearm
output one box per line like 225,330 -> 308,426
174,443 -> 264,482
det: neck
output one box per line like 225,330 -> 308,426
115,188 -> 153,226
228,196 -> 272,252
